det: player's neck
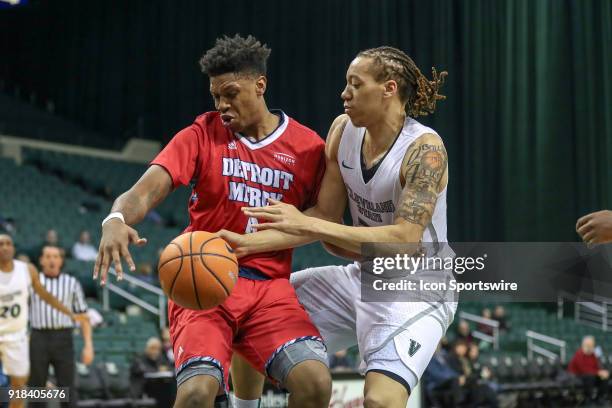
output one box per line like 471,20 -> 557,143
364,110 -> 406,154
0,260 -> 14,273
241,108 -> 280,141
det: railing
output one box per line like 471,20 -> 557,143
526,330 -> 566,363
102,268 -> 167,329
557,291 -> 612,331
458,311 -> 500,350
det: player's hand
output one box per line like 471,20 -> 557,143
576,210 -> 612,245
93,219 -> 147,285
242,199 -> 312,235
598,369 -> 610,380
81,344 -> 94,366
217,229 -> 249,258
72,314 -> 90,326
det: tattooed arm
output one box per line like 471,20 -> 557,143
243,133 -> 448,254
93,165 -> 173,283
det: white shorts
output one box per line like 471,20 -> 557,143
0,333 -> 29,377
291,262 -> 457,392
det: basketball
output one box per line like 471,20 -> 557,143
158,231 -> 238,310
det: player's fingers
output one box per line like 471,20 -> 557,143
243,207 -> 281,215
111,248 -> 123,280
93,252 -> 102,280
577,221 -> 593,237
122,245 -> 136,272
582,230 -> 596,245
267,198 -> 281,205
128,227 -> 147,247
576,214 -> 591,230
99,249 -> 111,286
135,237 -> 148,247
252,222 -> 282,231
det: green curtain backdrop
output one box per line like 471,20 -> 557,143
0,0 -> 610,242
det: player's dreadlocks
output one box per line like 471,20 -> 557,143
199,34 -> 271,77
358,47 -> 447,117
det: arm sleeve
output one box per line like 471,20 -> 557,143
72,279 -> 88,314
150,125 -> 204,189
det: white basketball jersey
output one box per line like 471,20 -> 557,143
0,260 -> 31,340
338,116 -> 448,249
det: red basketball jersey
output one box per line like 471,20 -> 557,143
151,110 -> 325,279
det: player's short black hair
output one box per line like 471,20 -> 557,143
40,244 -> 65,259
199,34 -> 271,77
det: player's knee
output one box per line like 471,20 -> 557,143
10,376 -> 28,388
177,386 -> 214,408
288,361 -> 332,404
176,375 -> 218,408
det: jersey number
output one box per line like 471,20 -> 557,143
245,217 -> 259,234
0,304 -> 21,319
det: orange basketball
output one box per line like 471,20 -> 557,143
158,231 -> 238,310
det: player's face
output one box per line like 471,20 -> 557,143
341,57 -> 388,127
210,72 -> 266,133
40,246 -> 63,276
0,235 -> 15,263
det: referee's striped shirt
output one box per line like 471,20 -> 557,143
30,272 -> 88,329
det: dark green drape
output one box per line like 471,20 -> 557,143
0,0 -> 609,242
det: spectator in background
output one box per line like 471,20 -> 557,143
72,230 -> 98,261
492,305 -> 510,332
329,349 -> 355,372
448,341 -> 498,408
456,319 -> 475,345
576,210 -> 612,244
568,335 -> 610,401
16,254 -> 30,263
478,308 -> 494,336
130,337 -> 172,398
161,327 -> 174,364
468,343 -> 500,394
0,215 -> 16,234
29,229 -> 66,260
424,342 -> 464,407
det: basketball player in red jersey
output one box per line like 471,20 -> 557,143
93,35 -> 331,408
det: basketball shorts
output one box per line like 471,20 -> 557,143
291,262 -> 457,392
170,276 -> 325,392
0,331 -> 29,377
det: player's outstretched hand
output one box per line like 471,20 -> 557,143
242,198 -> 311,235
93,219 -> 147,285
576,210 -> 612,245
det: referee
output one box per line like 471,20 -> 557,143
28,245 -> 94,408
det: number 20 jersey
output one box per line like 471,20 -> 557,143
151,110 -> 326,280
0,260 -> 30,340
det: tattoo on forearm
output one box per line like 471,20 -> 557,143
396,143 -> 447,227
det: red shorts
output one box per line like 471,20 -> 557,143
169,277 -> 322,390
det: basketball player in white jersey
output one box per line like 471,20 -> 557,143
221,46 -> 453,407
0,234 -> 85,408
